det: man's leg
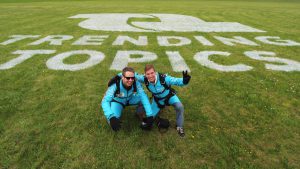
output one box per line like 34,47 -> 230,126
173,102 -> 185,137
168,95 -> 184,127
107,102 -> 124,131
172,102 -> 184,128
110,102 -> 124,119
169,96 -> 185,137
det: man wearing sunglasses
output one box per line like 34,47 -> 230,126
101,67 -> 155,131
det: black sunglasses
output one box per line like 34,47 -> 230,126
124,76 -> 135,80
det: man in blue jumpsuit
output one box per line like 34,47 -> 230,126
101,67 -> 155,131
135,64 -> 191,137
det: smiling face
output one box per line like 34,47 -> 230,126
145,68 -> 156,83
122,71 -> 135,88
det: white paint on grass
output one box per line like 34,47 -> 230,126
70,13 -> 265,32
255,36 -> 300,46
29,35 -> 73,45
112,36 -> 148,46
0,50 -> 55,70
194,51 -> 253,72
0,35 -> 40,45
72,35 -> 109,45
244,51 -> 300,72
1,50 -> 300,72
110,50 -> 157,70
194,36 -> 214,46
166,51 -> 190,72
157,36 -> 191,46
214,36 -> 258,46
70,14 -> 156,32
46,50 -> 105,71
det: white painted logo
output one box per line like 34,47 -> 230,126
1,35 -> 300,72
69,13 -> 264,32
1,15 -> 300,72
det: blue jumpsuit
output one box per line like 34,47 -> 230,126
102,80 -> 154,121
135,73 -> 187,127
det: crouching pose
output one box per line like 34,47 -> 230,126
136,64 -> 191,137
101,67 -> 155,131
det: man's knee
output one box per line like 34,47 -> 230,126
174,102 -> 184,113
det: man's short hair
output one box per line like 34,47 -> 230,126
122,67 -> 135,76
144,64 -> 155,73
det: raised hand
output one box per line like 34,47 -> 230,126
182,70 -> 191,84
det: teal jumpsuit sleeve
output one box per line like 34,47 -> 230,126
165,75 -> 186,87
135,73 -> 145,83
101,84 -> 117,120
136,82 -> 154,117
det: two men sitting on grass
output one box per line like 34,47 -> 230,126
101,65 -> 191,137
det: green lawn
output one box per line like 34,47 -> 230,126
0,0 -> 299,168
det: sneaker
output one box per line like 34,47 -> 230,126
176,127 -> 185,137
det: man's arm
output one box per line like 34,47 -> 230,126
165,75 -> 185,86
136,82 -> 153,117
135,73 -> 145,83
101,84 -> 117,120
136,81 -> 154,130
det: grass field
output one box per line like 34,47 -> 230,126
0,0 -> 300,168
